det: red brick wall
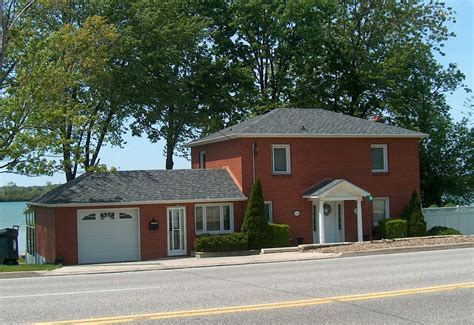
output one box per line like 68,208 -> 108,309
191,139 -> 244,189
192,137 -> 421,244
54,207 -> 78,265
46,201 -> 246,265
35,207 -> 56,263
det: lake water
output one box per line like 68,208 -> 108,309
0,201 -> 27,253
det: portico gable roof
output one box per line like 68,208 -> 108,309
302,179 -> 371,200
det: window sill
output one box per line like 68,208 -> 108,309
372,171 -> 389,176
196,230 -> 233,235
272,172 -> 292,176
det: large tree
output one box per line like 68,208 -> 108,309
0,0 -> 53,175
15,2 -> 127,182
127,0 -> 212,169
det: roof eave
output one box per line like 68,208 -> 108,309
27,196 -> 248,208
187,132 -> 428,147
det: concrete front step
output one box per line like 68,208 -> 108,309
260,247 -> 299,254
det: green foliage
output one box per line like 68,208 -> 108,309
401,191 -> 422,220
384,219 -> 408,239
401,191 -> 427,237
377,219 -> 388,239
0,182 -> 60,202
194,233 -> 248,252
126,0 -> 213,169
427,226 -> 461,236
241,179 -> 271,249
408,211 -> 427,237
262,223 -> 290,248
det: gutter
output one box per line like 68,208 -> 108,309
28,197 -> 248,208
186,132 -> 429,148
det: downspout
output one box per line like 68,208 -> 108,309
252,142 -> 257,183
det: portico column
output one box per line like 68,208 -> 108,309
357,199 -> 363,242
318,200 -> 325,244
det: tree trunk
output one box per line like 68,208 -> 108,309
165,140 -> 174,170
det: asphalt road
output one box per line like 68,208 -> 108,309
0,248 -> 473,324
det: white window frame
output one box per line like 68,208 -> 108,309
195,203 -> 234,234
264,201 -> 273,223
371,144 -> 388,173
272,144 -> 291,174
372,197 -> 390,226
199,151 -> 206,169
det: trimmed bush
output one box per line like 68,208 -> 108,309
262,223 -> 290,248
195,233 -> 248,252
401,191 -> 427,237
384,219 -> 407,239
427,226 -> 461,236
408,211 -> 427,237
241,179 -> 271,249
377,219 -> 388,239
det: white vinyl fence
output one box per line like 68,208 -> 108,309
422,206 -> 474,235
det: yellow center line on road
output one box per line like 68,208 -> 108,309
36,282 -> 474,324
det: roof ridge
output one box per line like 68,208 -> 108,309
232,109 -> 278,133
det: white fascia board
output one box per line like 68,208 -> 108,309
28,197 -> 248,208
303,196 -> 362,201
187,132 -> 429,147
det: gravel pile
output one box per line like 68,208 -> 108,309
308,236 -> 474,254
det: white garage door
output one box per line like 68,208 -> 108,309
77,208 -> 140,264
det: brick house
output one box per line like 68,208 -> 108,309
26,108 -> 426,265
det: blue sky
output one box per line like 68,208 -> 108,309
1,0 -> 473,186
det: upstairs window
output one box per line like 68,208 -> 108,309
199,151 -> 206,169
371,144 -> 388,172
272,145 -> 291,174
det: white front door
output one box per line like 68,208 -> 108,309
167,207 -> 187,256
313,201 -> 345,244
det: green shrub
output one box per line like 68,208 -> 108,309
408,211 -> 427,237
195,233 -> 248,252
384,219 -> 407,239
427,226 -> 461,236
262,223 -> 290,248
401,191 -> 427,237
241,179 -> 271,249
377,219 -> 388,239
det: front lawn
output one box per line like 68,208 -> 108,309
0,258 -> 62,272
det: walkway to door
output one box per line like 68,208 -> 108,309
304,179 -> 371,244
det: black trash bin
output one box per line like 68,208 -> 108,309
0,226 -> 19,265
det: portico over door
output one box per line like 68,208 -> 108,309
304,179 -> 370,244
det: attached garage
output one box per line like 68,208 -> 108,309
26,169 -> 247,265
77,208 -> 140,264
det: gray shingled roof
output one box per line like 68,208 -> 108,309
29,169 -> 246,206
187,108 -> 427,147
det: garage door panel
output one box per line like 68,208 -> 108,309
77,209 -> 140,264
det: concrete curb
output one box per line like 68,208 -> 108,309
0,271 -> 41,279
38,254 -> 341,278
337,242 -> 474,258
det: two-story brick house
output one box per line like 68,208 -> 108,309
26,108 -> 426,265
187,108 -> 427,244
